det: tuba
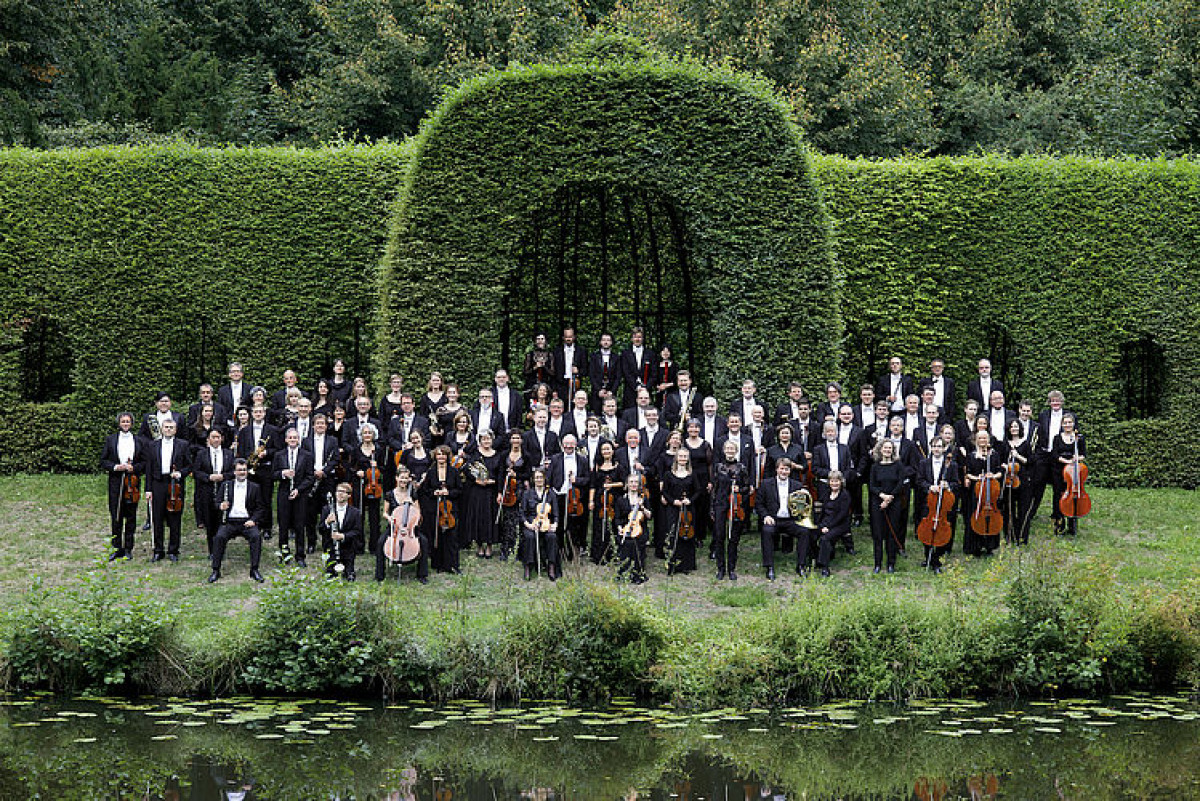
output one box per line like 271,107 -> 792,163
787,489 -> 816,528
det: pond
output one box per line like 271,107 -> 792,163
0,693 -> 1197,799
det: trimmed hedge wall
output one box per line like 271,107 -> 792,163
376,58 -> 840,404
0,144 -> 410,470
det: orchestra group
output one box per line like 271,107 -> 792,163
100,327 -> 1089,585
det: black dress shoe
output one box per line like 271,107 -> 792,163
766,567 -> 775,581
418,576 -> 429,585
108,550 -> 125,562
296,558 -> 307,568
820,568 -> 831,577
250,569 -> 264,582
716,570 -> 726,580
167,553 -> 179,562
346,572 -> 356,582
728,570 -> 738,581
207,571 -> 220,583
886,565 -> 895,574
151,552 -> 164,562
873,565 -> 881,574
306,543 -> 316,555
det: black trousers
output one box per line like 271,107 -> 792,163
375,534 -> 429,581
713,518 -> 744,573
761,518 -> 803,569
276,488 -> 308,557
107,477 -> 138,553
795,524 -> 819,570
616,533 -> 646,581
522,526 -> 560,571
870,500 -> 903,568
203,491 -> 222,555
149,481 -> 184,556
325,535 -> 359,577
212,518 -> 262,572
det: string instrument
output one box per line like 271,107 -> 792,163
1004,447 -> 1021,489
437,493 -> 456,531
533,499 -> 553,533
1058,436 -> 1091,518
970,452 -> 1002,537
451,448 -> 467,470
501,469 -> 520,507
917,484 -> 956,548
727,468 -> 747,521
363,452 -> 383,500
677,503 -> 695,539
567,486 -> 585,516
121,459 -> 140,504
166,475 -> 184,513
602,479 -> 623,519
619,500 -> 646,540
384,499 -> 422,564
392,447 -> 406,469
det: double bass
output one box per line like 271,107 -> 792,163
1059,435 -> 1091,518
970,451 -> 1002,538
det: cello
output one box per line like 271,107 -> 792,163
384,498 -> 422,565
970,451 -> 1002,538
1058,433 -> 1091,518
917,484 -> 956,549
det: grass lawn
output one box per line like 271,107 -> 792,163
1,474 -> 1195,641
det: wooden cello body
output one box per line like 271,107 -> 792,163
917,485 -> 956,548
970,453 -> 1002,538
1059,438 -> 1091,518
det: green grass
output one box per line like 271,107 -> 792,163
1,474 -> 1196,637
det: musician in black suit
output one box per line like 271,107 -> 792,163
597,396 -> 628,443
523,408 -> 561,467
812,421 -> 853,484
910,405 -> 944,462
144,418 -> 191,562
588,333 -> 621,413
548,436 -> 591,559
1030,390 -> 1071,526
271,369 -> 307,413
774,382 -> 807,428
553,326 -> 589,402
273,427 -> 315,565
207,460 -> 267,582
302,412 -> 341,554
728,379 -> 764,427
100,412 -> 145,560
698,396 -> 728,449
875,356 -> 915,413
186,384 -> 229,429
984,390 -> 1018,445
470,388 -> 507,438
882,415 -> 918,550
714,413 -> 754,475
618,327 -> 653,409
852,384 -> 877,428
815,382 -> 845,425
237,404 -> 279,536
918,358 -> 957,420
386,393 -> 431,452
217,362 -> 252,426
319,482 -> 363,578
639,408 -> 670,467
193,428 -> 235,558
139,392 -> 185,442
754,459 -> 803,581
914,437 -> 961,572
966,358 -> 1004,408
343,395 -> 383,449
492,369 -> 524,433
620,387 -> 657,431
661,370 -> 703,430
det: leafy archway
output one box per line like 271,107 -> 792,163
377,54 -> 839,400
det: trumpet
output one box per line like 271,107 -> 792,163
788,488 -> 816,528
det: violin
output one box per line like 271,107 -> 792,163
567,486 -> 585,516
501,470 -> 519,507
363,452 -> 383,500
1004,449 -> 1021,489
384,499 -> 422,564
166,476 -> 184,514
970,452 -> 1002,537
917,485 -> 956,548
730,486 -> 747,521
533,500 -> 553,533
437,496 -> 456,530
1059,436 -> 1091,518
121,460 -> 141,504
678,503 -> 695,540
619,501 -> 646,540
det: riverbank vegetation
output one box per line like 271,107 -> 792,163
0,475 -> 1196,706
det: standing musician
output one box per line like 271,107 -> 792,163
344,395 -> 382,448
581,417 -> 604,470
618,326 -> 652,409
145,418 -> 191,563
919,358 -> 957,420
876,356 -> 915,413
967,358 -> 1004,408
217,362 -> 251,427
417,372 -> 446,419
620,387 -> 656,432
311,378 -> 335,421
588,440 -> 626,564
271,369 -> 306,417
885,414 -> 919,551
868,439 -> 906,574
613,473 -> 650,584
498,430 -> 532,561
381,466 -> 429,584
471,388 -> 507,438
754,457 -> 801,581
553,326 -> 588,402
288,397 -> 314,442
1031,390 -> 1071,528
566,389 -> 592,441
589,333 -> 620,414
386,394 -> 431,452
653,344 -> 679,404
683,418 -> 714,545
661,447 -> 700,575
208,459 -> 266,583
350,423 -> 385,562
520,468 -> 560,580
377,373 -> 406,426
640,407 -> 670,556
713,439 -> 751,580
853,384 -> 877,428
303,412 -> 341,555
423,445 -> 463,574
1052,413 -> 1087,536
139,391 -> 184,441
546,397 -> 570,440
469,429 -> 503,559
986,390 -> 1017,445
549,435 -> 590,560
237,404 -> 278,538
1002,418 -> 1034,545
774,381 -> 807,429
327,358 -> 352,408
187,384 -> 229,429
815,471 -> 851,577
662,370 -> 702,431
915,437 -> 961,572
274,427 -> 314,566
492,369 -> 523,433
523,332 -> 557,391
812,420 -> 853,488
815,381 -> 844,425
854,400 -> 890,527
729,378 -> 763,425
523,408 -> 560,468
765,423 -> 803,477
598,397 -> 626,443
963,430 -> 1005,557
100,412 -> 145,561
319,482 -> 362,579
193,428 -> 234,559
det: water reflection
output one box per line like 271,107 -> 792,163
0,694 -> 1196,800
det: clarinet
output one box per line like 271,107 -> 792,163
327,492 -> 345,574
222,481 -> 232,525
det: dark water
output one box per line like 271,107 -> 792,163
0,693 -> 1197,800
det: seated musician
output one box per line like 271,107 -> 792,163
380,466 -> 429,584
815,470 -> 852,577
520,468 -> 560,581
208,459 -> 265,583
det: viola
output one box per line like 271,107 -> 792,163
533,500 -> 553,533
121,465 -> 141,504
917,485 -> 956,548
363,453 -> 383,500
501,470 -> 519,507
678,504 -> 695,539
384,499 -> 422,564
166,476 -> 184,514
1059,437 -> 1091,518
1004,450 -> 1021,489
970,453 -> 1002,538
567,486 -> 585,517
437,497 -> 456,530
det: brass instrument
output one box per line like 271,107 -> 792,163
600,423 -> 614,442
429,405 -> 446,437
247,436 -> 267,475
467,461 -> 490,483
788,489 -> 816,528
148,416 -> 162,441
674,387 -> 695,433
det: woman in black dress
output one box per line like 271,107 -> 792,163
311,378 -> 335,421
816,470 -> 852,577
519,468 -> 560,581
653,344 -> 678,405
379,465 -> 429,584
418,372 -> 446,419
328,358 -> 352,408
613,473 -> 650,584
445,410 -> 475,461
1052,413 -> 1087,536
469,429 -> 503,558
349,423 -> 385,557
421,445 -> 462,573
399,429 -> 432,485
497,429 -> 531,561
435,384 -> 466,439
377,373 -> 406,428
869,439 -> 906,573
1002,418 -> 1033,545
588,440 -> 626,564
683,419 -> 713,545
661,447 -> 700,575
963,430 -> 1004,557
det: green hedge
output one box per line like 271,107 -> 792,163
0,144 -> 411,470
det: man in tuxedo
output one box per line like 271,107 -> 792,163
99,411 -> 145,560
967,358 -> 1004,408
565,389 -> 592,440
193,427 -> 234,558
553,326 -> 588,403
640,408 -> 669,467
549,434 -> 591,558
218,362 -> 251,427
774,381 -> 807,428
919,358 -> 957,420
812,420 -> 852,486
715,413 -> 754,475
303,412 -> 341,554
386,394 -> 430,452
288,397 -> 314,441
343,395 -> 381,448
598,396 -> 626,443
145,418 -> 191,562
911,404 -> 943,461
986,390 -> 1017,444
492,369 -> 523,433
662,369 -> 702,430
853,384 -> 877,428
1030,390 -> 1071,524
755,459 -> 804,581
139,392 -> 184,442
620,387 -> 656,432
588,333 -> 621,413
522,408 -> 560,467
187,384 -> 229,428
471,388 -> 506,438
547,397 -> 570,439
618,327 -> 652,409
274,427 -> 315,565
208,459 -> 266,583
271,369 -> 306,414
237,404 -> 278,536
699,396 -> 727,448
728,379 -> 763,425
318,482 -> 363,579
875,356 -> 914,413
815,382 -> 845,425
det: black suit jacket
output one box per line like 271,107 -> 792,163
319,502 -> 362,545
342,414 -> 383,448
967,377 -> 1005,408
272,446 -> 315,495
918,374 -> 958,419
727,397 -> 764,425
1036,408 -> 1073,454
811,440 -> 854,481
193,446 -> 235,493
146,438 -> 192,486
522,428 -> 561,467
215,480 -> 267,527
100,433 -> 146,476
302,432 -> 342,478
714,430 -> 755,475
217,383 -> 252,421
616,445 -> 655,480
385,414 -> 430,451
138,411 -> 185,442
187,401 -> 230,429
588,351 -> 621,401
470,405 -> 506,439
985,408 -> 1018,440
491,385 -> 524,432
547,452 -> 590,493
552,344 -> 588,392
662,388 -> 703,429
618,346 -> 653,406
639,426 -> 670,467
875,373 -> 916,409
755,476 -> 802,520
237,423 -> 279,470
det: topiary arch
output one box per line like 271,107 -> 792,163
376,55 -> 839,401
